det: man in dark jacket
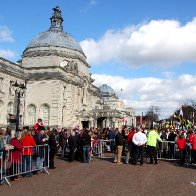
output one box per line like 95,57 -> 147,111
59,129 -> 67,158
33,129 -> 48,171
82,129 -> 91,163
114,128 -> 123,164
68,130 -> 77,162
48,131 -> 57,169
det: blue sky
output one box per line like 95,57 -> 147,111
1,0 -> 196,119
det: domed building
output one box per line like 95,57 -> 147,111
89,84 -> 135,128
0,7 -> 135,129
99,84 -> 117,97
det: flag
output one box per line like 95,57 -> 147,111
179,108 -> 184,120
179,108 -> 185,127
173,114 -> 181,121
187,120 -> 192,128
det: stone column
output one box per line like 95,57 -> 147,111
94,119 -> 97,129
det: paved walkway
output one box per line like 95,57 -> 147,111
0,157 -> 195,196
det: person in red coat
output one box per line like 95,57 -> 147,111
176,134 -> 187,164
188,130 -> 196,164
125,127 -> 136,164
33,118 -> 46,133
9,132 -> 23,181
22,130 -> 36,177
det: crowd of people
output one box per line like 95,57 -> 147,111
0,119 -> 196,184
114,124 -> 196,166
0,119 -> 57,182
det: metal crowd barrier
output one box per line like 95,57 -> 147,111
157,141 -> 191,162
157,141 -> 178,160
92,139 -> 192,162
2,144 -> 49,186
91,139 -> 115,158
91,139 -> 101,156
157,141 -> 177,160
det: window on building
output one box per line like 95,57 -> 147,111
28,105 -> 36,125
41,104 -> 50,126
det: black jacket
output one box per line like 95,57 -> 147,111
68,135 -> 77,149
82,132 -> 91,146
48,133 -> 57,151
115,132 -> 123,146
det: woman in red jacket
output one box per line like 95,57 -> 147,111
176,134 -> 187,164
22,130 -> 36,177
9,132 -> 23,181
188,130 -> 196,164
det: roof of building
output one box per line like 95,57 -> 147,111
23,6 -> 84,54
99,84 -> 117,97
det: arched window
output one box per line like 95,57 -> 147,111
41,104 -> 50,126
28,105 -> 36,125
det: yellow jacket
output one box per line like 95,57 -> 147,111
147,129 -> 162,147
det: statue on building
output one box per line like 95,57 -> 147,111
67,60 -> 78,74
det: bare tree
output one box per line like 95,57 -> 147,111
145,105 -> 160,122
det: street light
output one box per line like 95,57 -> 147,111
12,80 -> 26,132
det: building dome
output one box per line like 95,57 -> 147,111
25,31 -> 83,53
99,84 -> 117,97
23,6 -> 84,56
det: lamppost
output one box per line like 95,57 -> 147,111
12,81 -> 26,132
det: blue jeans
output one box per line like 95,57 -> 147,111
22,155 -> 32,176
83,145 -> 90,163
36,157 -> 44,170
62,144 -> 67,158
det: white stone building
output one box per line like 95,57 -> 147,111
0,7 -> 136,129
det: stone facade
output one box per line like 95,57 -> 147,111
0,7 -> 136,129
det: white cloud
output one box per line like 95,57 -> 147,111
0,49 -> 15,58
80,18 -> 196,67
0,25 -> 14,42
92,73 -> 196,119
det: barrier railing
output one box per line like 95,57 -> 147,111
91,139 -> 115,158
157,141 -> 191,162
157,141 -> 177,160
91,139 -> 101,156
92,139 -> 192,162
2,144 -> 49,186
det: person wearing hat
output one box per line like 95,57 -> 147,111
146,124 -> 162,164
